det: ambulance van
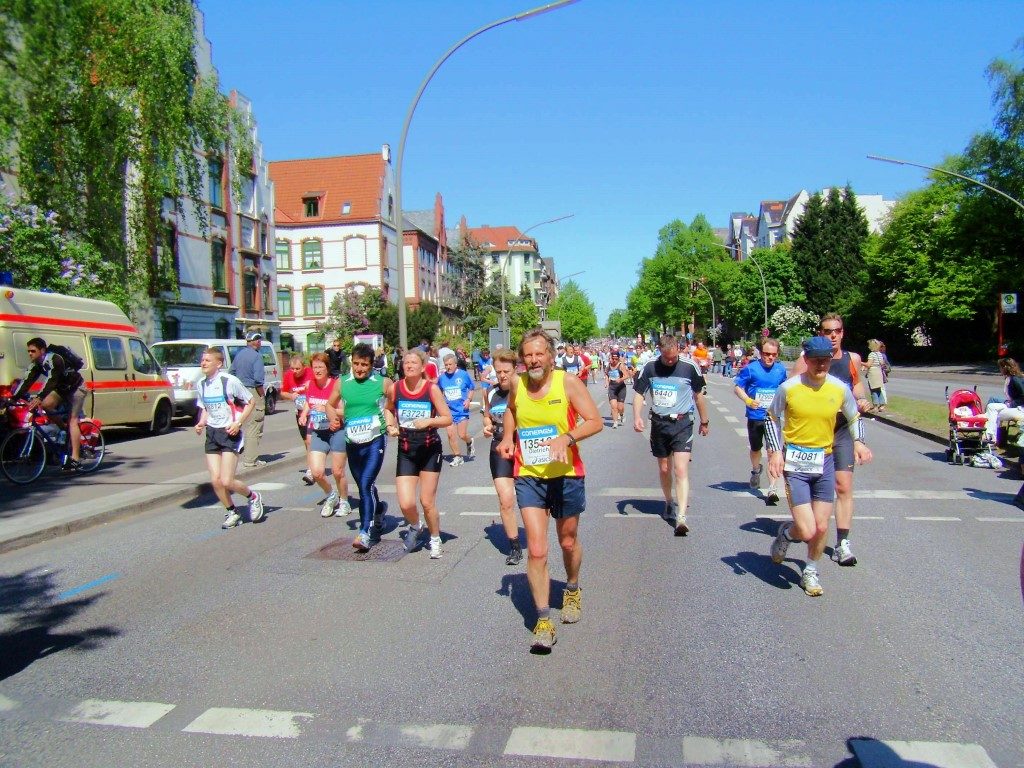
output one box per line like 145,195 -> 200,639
0,287 -> 175,433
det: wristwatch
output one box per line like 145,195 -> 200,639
566,433 -> 578,447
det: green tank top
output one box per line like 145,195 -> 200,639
340,373 -> 386,443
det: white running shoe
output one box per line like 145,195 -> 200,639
222,511 -> 243,529
336,498 -> 353,517
404,524 -> 424,552
831,538 -> 857,566
771,521 -> 792,564
429,536 -> 442,559
320,491 -> 339,518
450,455 -> 464,467
247,491 -> 264,523
800,567 -> 823,596
301,469 -> 314,486
467,441 -> 475,459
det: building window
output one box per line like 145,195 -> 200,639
275,239 -> 291,271
304,287 -> 324,316
388,194 -> 394,220
302,240 -> 322,270
162,316 -> 180,341
208,158 -> 224,209
277,288 -> 293,317
341,202 -> 351,215
214,318 -> 230,339
243,272 -> 257,310
304,197 -> 319,217
260,226 -> 268,257
211,240 -> 226,291
306,332 -> 325,353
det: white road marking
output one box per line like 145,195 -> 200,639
0,693 -> 17,712
64,699 -> 175,729
976,516 -> 1024,522
453,486 -> 498,495
598,488 -> 665,498
182,707 -> 313,738
681,736 -> 812,767
716,406 -> 730,413
248,482 -> 289,491
603,513 -> 735,519
724,415 -> 740,423
735,427 -> 748,436
850,738 -> 998,768
504,726 -> 635,763
726,490 -> 977,501
460,511 -> 498,516
760,514 -> 792,520
399,723 -> 474,750
906,516 -> 961,522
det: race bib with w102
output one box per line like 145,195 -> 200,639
345,414 -> 380,443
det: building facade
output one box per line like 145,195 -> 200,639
462,223 -> 554,308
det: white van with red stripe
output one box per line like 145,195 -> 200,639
0,287 -> 175,433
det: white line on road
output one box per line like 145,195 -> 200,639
248,482 -> 289,491
906,516 -> 961,522
504,726 -> 636,763
64,699 -> 175,729
976,516 -> 1024,522
850,738 -> 997,768
460,511 -> 498,516
603,513 -> 736,519
716,406 -> 730,413
182,707 -> 313,738
399,723 -> 474,750
724,415 -> 740,423
453,486 -> 497,496
735,427 -> 748,436
681,736 -> 812,767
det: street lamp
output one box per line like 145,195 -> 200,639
707,241 -> 767,331
681,275 -> 717,333
393,0 -> 581,350
499,213 -> 574,347
866,154 -> 1024,214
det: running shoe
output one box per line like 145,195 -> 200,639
506,542 -> 523,566
749,465 -> 763,489
61,458 -> 81,473
222,510 -> 243,529
320,491 -> 339,518
765,486 -> 780,506
352,532 -> 371,553
674,516 -> 689,536
800,567 -> 823,596
450,455 -> 464,467
429,536 -> 442,559
404,524 -> 424,553
530,618 -> 556,652
301,469 -> 314,486
831,538 -> 857,566
610,420 -> 617,429
247,491 -> 265,523
561,587 -> 582,624
336,498 -> 353,517
771,521 -> 792,564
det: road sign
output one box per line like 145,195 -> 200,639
1001,293 -> 1017,314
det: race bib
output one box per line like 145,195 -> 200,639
652,381 -> 679,409
346,414 -> 380,444
443,385 -> 463,402
308,407 -> 329,429
397,400 -> 431,428
784,445 -> 825,475
489,403 -> 507,419
205,399 -> 230,423
295,394 -> 307,410
754,387 -> 776,409
609,369 -> 621,381
519,424 -> 557,466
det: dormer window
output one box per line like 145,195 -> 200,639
341,202 -> 351,215
304,197 -> 319,217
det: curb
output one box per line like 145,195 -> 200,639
867,412 -> 947,446
0,450 -> 308,556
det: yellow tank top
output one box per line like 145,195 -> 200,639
514,370 -> 584,479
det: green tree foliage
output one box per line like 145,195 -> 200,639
728,243 -> 806,338
790,186 -> 869,319
547,280 -> 598,342
408,301 -> 443,346
321,287 -> 371,346
0,0 -> 251,309
508,289 -> 541,349
605,308 -> 632,337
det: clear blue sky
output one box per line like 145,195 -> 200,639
199,0 -> 1024,325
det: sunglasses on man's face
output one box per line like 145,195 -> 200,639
821,327 -> 843,336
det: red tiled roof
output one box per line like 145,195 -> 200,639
464,225 -> 537,252
268,154 -> 386,226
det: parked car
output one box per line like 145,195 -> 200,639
151,338 -> 282,418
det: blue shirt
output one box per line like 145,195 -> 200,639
437,369 -> 474,416
229,345 -> 264,387
734,359 -> 787,421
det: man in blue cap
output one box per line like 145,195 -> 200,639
764,337 -> 872,597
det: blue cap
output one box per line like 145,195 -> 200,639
802,336 -> 833,359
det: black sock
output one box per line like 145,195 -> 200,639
224,505 -> 235,514
837,528 -> 850,544
509,537 -> 520,549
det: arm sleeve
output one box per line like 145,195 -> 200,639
764,383 -> 787,453
689,365 -> 707,396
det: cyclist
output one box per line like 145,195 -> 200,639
13,337 -> 89,471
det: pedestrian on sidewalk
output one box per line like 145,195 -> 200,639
229,332 -> 266,468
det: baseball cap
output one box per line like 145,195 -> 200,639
245,331 -> 263,342
802,336 -> 832,358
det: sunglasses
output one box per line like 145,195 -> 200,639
821,327 -> 843,335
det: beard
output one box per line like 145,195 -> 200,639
527,367 -> 546,381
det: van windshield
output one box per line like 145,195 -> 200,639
152,344 -> 207,367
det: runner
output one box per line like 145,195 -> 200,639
387,349 -> 453,559
334,343 -> 395,552
280,353 -> 315,486
632,334 -> 710,535
733,337 -> 787,505
483,349 -> 523,565
192,347 -> 264,529
790,312 -> 871,566
299,352 -> 351,519
766,336 -> 872,596
497,329 -> 603,652
438,353 -> 475,466
605,350 -> 630,428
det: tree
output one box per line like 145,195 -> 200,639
408,301 -> 443,345
0,0 -> 252,310
725,243 -> 806,338
769,304 -> 819,347
321,286 -> 371,346
547,280 -> 599,341
508,289 -> 541,349
605,308 -> 632,337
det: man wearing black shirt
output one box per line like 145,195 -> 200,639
326,339 -> 347,377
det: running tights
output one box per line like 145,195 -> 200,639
347,434 -> 386,534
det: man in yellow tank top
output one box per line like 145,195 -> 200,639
497,329 -> 603,653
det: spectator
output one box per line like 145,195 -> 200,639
984,357 -> 1024,445
326,338 -> 347,377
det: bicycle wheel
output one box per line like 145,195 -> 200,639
77,420 -> 106,473
1,428 -> 47,484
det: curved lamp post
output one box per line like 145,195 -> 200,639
867,154 -> 1024,214
393,0 -> 581,350
499,214 -> 574,346
681,275 -> 717,334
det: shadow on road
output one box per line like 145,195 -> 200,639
614,498 -> 665,518
739,517 -> 780,538
496,573 -> 566,629
836,736 -> 944,768
707,480 -> 759,495
0,567 -> 119,682
484,522 -> 522,557
720,551 -> 798,591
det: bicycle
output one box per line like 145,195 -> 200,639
0,399 -> 105,484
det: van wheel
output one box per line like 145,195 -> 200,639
264,391 -> 277,416
151,400 -> 173,435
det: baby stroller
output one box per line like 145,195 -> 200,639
944,386 -> 990,465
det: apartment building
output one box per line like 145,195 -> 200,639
461,222 -> 553,307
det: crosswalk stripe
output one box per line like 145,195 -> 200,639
723,415 -> 740,423
182,707 -> 313,738
907,516 -> 961,521
976,516 -> 1024,522
850,738 -> 997,768
64,699 -> 175,729
399,723 -> 474,750
735,427 -> 748,436
603,513 -> 736,519
681,736 -> 812,767
716,406 -> 730,413
504,726 -> 635,763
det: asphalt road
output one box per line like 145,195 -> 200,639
0,376 -> 1021,767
